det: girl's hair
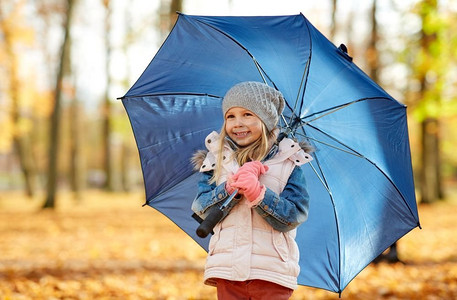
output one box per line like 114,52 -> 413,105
210,119 -> 275,184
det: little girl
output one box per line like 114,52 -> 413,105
192,81 -> 313,299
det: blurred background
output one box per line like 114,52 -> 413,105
1,0 -> 457,299
1,0 -> 456,206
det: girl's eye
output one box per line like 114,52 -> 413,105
226,114 -> 234,119
244,112 -> 253,117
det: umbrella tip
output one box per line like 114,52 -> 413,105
338,44 -> 348,53
337,44 -> 353,62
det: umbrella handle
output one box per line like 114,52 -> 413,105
196,206 -> 224,238
196,190 -> 239,238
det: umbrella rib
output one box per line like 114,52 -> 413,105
303,123 -> 366,158
292,117 -> 362,158
306,147 -> 343,293
193,18 -> 275,88
308,160 -> 331,194
295,13 -> 314,125
253,57 -> 268,84
279,114 -> 292,137
291,58 -> 311,125
302,96 -> 395,122
285,97 -> 390,143
291,97 -> 401,159
295,133 -> 364,158
303,102 -> 353,125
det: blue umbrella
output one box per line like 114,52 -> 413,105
120,13 -> 420,294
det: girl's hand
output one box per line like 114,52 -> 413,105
231,161 -> 268,202
231,177 -> 265,202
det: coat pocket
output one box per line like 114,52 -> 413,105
272,229 -> 289,262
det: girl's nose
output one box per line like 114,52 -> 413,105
233,117 -> 244,127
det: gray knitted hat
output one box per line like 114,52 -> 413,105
222,81 -> 285,132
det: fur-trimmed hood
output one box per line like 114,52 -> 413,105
191,149 -> 209,171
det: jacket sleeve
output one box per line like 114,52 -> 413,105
254,166 -> 310,232
191,171 -> 239,219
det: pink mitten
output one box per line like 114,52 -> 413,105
232,177 -> 265,203
231,161 -> 269,182
231,161 -> 268,202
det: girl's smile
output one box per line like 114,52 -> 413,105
225,107 -> 263,147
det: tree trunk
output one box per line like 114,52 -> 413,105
420,118 -> 442,203
121,5 -> 134,193
121,142 -> 131,192
102,0 -> 113,191
69,79 -> 84,200
159,0 -> 182,35
329,0 -> 337,42
417,0 -> 443,203
0,4 -> 36,197
169,0 -> 183,24
43,0 -> 76,209
367,0 -> 379,82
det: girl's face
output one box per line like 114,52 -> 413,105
225,107 -> 263,147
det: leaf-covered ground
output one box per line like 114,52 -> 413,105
0,190 -> 456,299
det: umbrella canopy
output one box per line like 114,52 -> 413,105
121,13 -> 420,294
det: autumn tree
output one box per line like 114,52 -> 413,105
159,0 -> 183,37
329,0 -> 337,42
101,0 -> 114,191
407,0 -> 456,203
43,0 -> 76,208
366,0 -> 379,82
0,1 -> 37,197
69,74 -> 83,199
119,4 -> 136,192
169,0 -> 182,27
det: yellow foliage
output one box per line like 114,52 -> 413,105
0,0 -> 35,47
408,1 -> 457,123
0,0 -> 52,153
20,78 -> 54,118
0,191 -> 456,299
0,78 -> 52,152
